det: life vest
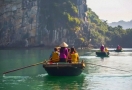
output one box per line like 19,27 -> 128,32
70,53 -> 79,63
51,52 -> 59,62
105,47 -> 108,52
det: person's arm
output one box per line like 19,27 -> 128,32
65,49 -> 68,61
65,49 -> 68,57
77,53 -> 79,62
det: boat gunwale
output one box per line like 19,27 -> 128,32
43,62 -> 84,68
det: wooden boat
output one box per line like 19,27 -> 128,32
96,51 -> 109,57
43,61 -> 85,76
114,49 -> 123,52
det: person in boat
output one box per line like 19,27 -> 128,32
67,48 -> 71,63
70,47 -> 79,63
49,47 -> 60,63
105,47 -> 109,52
117,45 -> 122,50
59,42 -> 68,62
100,44 -> 105,52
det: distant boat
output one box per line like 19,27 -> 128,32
96,51 -> 109,57
114,49 -> 123,52
43,61 -> 85,76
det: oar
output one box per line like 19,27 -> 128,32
3,61 -> 46,74
86,62 -> 131,73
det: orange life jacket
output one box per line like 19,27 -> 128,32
51,52 -> 59,62
70,53 -> 79,63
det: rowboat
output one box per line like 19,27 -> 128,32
114,49 -> 123,52
43,60 -> 85,76
96,51 -> 109,57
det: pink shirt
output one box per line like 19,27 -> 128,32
100,46 -> 104,52
59,48 -> 68,58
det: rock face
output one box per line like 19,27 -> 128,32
0,0 -> 88,47
0,0 -> 38,47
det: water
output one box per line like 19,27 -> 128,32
0,48 -> 132,90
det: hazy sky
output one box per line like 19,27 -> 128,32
86,0 -> 132,23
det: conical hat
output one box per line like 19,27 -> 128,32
60,42 -> 68,47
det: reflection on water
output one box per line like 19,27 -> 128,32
1,74 -> 132,90
0,48 -> 132,90
1,74 -> 85,90
42,75 -> 85,90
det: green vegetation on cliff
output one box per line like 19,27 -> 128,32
86,8 -> 132,47
0,0 -> 132,48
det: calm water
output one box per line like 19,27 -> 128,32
0,48 -> 132,90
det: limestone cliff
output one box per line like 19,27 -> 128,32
0,0 -> 88,48
0,0 -> 38,47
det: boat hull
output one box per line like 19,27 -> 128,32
114,49 -> 123,52
43,63 -> 85,76
96,52 -> 109,57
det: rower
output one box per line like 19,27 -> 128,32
49,47 -> 60,63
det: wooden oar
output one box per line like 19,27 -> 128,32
86,62 -> 131,73
3,61 -> 45,74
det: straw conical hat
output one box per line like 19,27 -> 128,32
60,42 -> 68,47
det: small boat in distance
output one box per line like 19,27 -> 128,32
43,60 -> 85,76
115,45 -> 123,52
96,51 -> 109,57
96,44 -> 109,57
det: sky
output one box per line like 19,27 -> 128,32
86,0 -> 132,23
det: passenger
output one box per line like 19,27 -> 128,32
59,42 -> 68,62
57,47 -> 61,52
100,44 -> 105,52
105,47 -> 108,52
117,45 -> 121,50
70,47 -> 79,63
49,47 -> 60,63
67,48 -> 71,63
